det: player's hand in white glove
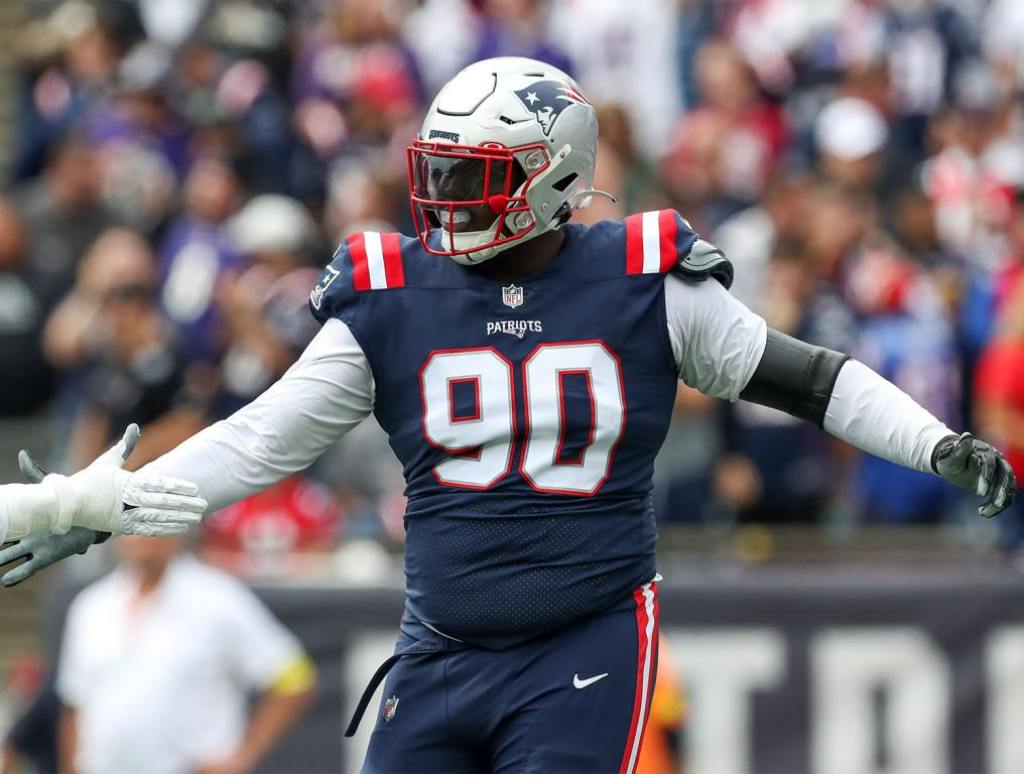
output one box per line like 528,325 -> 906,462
41,424 -> 207,536
932,432 -> 1017,518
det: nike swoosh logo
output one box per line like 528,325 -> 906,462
573,672 -> 609,689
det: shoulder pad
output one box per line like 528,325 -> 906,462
309,231 -> 406,323
674,237 -> 734,289
623,209 -> 733,289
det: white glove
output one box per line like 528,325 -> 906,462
42,424 -> 207,536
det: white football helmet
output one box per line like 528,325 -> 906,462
408,57 -> 599,265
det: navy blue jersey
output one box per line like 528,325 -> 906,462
310,211 -> 730,647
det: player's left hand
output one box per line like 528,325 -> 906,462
933,433 -> 1017,518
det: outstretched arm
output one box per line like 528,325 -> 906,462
141,317 -> 374,512
0,318 -> 373,585
664,274 -> 1016,517
743,330 -> 1014,516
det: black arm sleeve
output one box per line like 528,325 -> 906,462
738,329 -> 850,427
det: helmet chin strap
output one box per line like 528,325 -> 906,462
446,219 -> 507,265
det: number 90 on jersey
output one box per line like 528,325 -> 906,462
419,341 -> 626,495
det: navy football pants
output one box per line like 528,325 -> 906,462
361,582 -> 659,773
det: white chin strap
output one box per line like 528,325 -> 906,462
446,211 -> 560,266
447,222 -> 509,265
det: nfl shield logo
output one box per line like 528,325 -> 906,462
383,694 -> 400,722
502,284 -> 524,309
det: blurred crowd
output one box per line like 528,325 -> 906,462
1,0 -> 1024,563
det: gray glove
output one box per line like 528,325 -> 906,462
0,449 -> 109,588
932,432 -> 1017,518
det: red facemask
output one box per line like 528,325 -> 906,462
406,140 -> 551,257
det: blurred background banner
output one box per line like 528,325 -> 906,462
2,0 -> 1024,772
41,572 -> 1024,774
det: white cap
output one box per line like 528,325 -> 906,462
815,97 -> 889,161
227,195 -> 317,255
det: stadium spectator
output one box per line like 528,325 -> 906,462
712,174 -> 812,312
158,154 -> 246,365
215,194 -> 321,416
550,0 -> 681,156
849,247 -> 962,524
717,241 -> 856,523
663,39 -> 789,227
472,0 -> 573,81
200,475 -> 342,575
43,228 -> 200,469
975,275 -> 1024,545
0,199 -> 54,416
11,1 -> 132,182
56,535 -> 316,774
0,658 -> 55,774
84,41 -> 186,231
12,135 -> 119,301
592,104 -> 665,215
919,60 -> 1018,265
814,97 -> 890,200
291,0 -> 423,161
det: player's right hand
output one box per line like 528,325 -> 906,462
41,424 -> 208,536
0,528 -> 98,587
0,448 -> 101,586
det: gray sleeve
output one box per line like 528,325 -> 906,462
663,273 -> 767,400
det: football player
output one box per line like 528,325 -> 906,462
0,58 -> 1015,772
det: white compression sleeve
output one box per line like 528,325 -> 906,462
143,318 -> 375,512
0,483 -> 58,540
823,359 -> 954,474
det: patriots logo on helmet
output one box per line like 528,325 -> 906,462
513,80 -> 590,137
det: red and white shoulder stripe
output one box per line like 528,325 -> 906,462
624,210 -> 691,275
347,231 -> 406,291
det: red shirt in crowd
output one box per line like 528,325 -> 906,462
975,342 -> 1024,478
201,475 -> 341,556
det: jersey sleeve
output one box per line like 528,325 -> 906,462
309,231 -> 407,325
664,272 -> 767,400
623,209 -> 733,288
